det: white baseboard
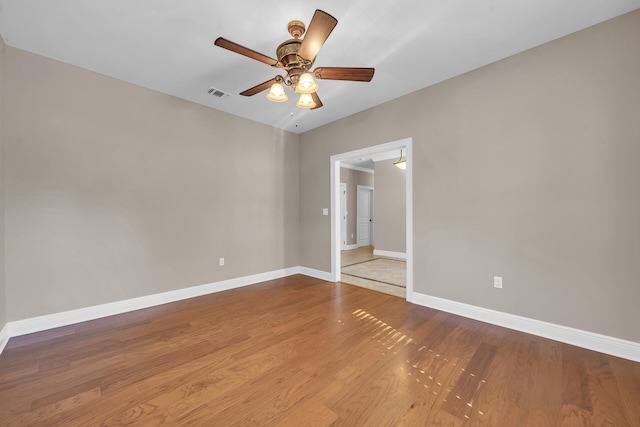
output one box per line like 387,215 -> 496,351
297,267 -> 333,282
373,249 -> 406,260
343,244 -> 358,251
0,323 -> 9,355
6,272 -> 635,363
7,267 -> 300,339
410,291 -> 640,363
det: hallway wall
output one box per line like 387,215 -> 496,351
373,159 -> 406,254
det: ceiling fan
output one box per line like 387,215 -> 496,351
214,9 -> 374,110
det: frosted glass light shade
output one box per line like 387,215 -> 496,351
394,160 -> 407,170
295,72 -> 319,94
296,93 -> 316,109
266,83 -> 288,102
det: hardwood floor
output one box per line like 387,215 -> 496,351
1,275 -> 639,426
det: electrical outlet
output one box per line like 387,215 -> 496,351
494,276 -> 502,288
219,257 -> 225,266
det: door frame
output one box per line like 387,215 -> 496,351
330,137 -> 413,300
340,182 -> 347,250
356,185 -> 374,247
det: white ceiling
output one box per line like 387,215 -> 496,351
1,1 -> 638,134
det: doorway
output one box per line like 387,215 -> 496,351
340,183 -> 347,250
330,137 -> 413,300
357,186 -> 374,247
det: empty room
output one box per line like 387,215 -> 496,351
1,1 -> 639,425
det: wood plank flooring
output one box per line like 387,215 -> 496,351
1,274 -> 639,426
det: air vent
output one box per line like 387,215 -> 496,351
207,87 -> 230,99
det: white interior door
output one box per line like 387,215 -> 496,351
357,186 -> 373,247
340,183 -> 347,249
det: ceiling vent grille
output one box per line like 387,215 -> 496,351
207,87 -> 230,99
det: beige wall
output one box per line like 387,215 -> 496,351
340,167 -> 374,246
0,35 -> 6,328
1,10 -> 639,346
373,159 -> 406,254
300,10 -> 640,342
4,47 -> 300,321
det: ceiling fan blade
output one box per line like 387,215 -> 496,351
240,77 -> 279,96
313,67 -> 375,82
214,37 -> 279,67
297,10 -> 337,61
311,92 -> 323,110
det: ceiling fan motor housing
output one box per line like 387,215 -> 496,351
276,38 -> 314,87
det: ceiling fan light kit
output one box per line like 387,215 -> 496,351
295,93 -> 317,109
214,9 -> 374,110
266,83 -> 288,102
394,160 -> 407,170
394,148 -> 407,170
294,72 -> 319,94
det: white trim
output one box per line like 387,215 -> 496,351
356,185 -> 374,191
7,267 -> 298,339
2,273 -> 637,363
410,291 -> 640,363
343,244 -> 358,251
0,323 -> 9,355
340,163 -> 374,174
370,150 -> 402,163
406,140 -> 414,300
340,182 -> 348,250
0,267 -> 335,350
330,137 -> 414,299
373,249 -> 406,260
297,267 -> 333,282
